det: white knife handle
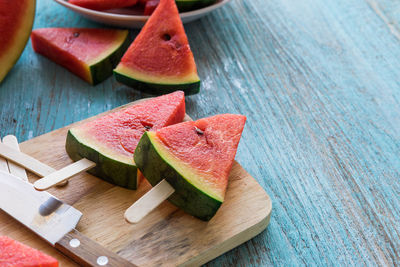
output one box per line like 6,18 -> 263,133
55,229 -> 136,267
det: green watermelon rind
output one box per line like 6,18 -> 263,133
114,70 -> 200,95
176,0 -> 217,12
89,31 -> 131,85
66,130 -> 138,189
134,131 -> 222,221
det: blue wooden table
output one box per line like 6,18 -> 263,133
1,0 -> 400,265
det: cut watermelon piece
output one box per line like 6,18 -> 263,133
31,28 -> 130,85
0,0 -> 36,83
0,236 -> 58,267
134,114 -> 246,220
143,0 -> 217,14
114,0 -> 200,95
66,91 -> 185,189
143,0 -> 159,15
69,0 -> 138,11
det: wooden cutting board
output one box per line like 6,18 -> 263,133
0,102 -> 272,266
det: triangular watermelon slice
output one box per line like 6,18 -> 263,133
114,0 -> 200,95
31,28 -> 130,85
134,114 -> 246,220
69,0 -> 138,11
0,236 -> 58,267
66,91 -> 185,189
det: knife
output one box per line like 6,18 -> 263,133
0,170 -> 136,267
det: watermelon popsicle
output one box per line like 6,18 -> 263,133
125,114 -> 246,222
0,91 -> 186,191
62,91 -> 186,190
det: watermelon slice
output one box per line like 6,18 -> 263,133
134,114 -> 246,220
31,28 -> 130,85
66,91 -> 185,189
143,0 -> 159,15
143,0 -> 217,14
114,0 -> 200,95
0,236 -> 58,267
0,0 -> 36,83
69,0 -> 138,11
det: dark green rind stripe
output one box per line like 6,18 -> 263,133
114,70 -> 200,96
176,0 -> 216,12
134,132 -> 222,221
66,130 -> 138,189
89,32 -> 131,85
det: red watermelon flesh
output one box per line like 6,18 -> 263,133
31,28 -> 129,85
114,0 -> 199,87
69,0 -> 138,11
144,0 -> 159,15
0,0 -> 35,83
151,114 -> 246,201
71,91 -> 185,164
0,236 -> 58,267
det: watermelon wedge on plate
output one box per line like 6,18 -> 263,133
69,0 -> 138,11
134,114 -> 246,220
0,0 -> 36,83
142,0 -> 216,15
66,91 -> 186,189
143,0 -> 159,15
0,236 -> 59,267
114,0 -> 200,95
31,28 -> 130,85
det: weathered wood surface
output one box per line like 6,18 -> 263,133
1,0 -> 400,265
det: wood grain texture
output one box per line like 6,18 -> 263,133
0,116 -> 271,266
0,0 -> 399,265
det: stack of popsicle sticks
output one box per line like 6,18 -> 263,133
0,140 -> 178,223
0,142 -> 94,189
0,135 -> 28,180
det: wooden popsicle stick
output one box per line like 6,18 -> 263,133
124,179 -> 175,224
0,142 -> 56,177
0,141 -> 8,172
34,158 -> 96,191
2,135 -> 28,181
0,157 -> 8,171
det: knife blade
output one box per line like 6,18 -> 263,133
0,170 -> 136,267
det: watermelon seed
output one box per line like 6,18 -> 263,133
73,32 -> 80,37
174,42 -> 181,49
195,127 -> 204,135
141,121 -> 153,131
162,33 -> 171,41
